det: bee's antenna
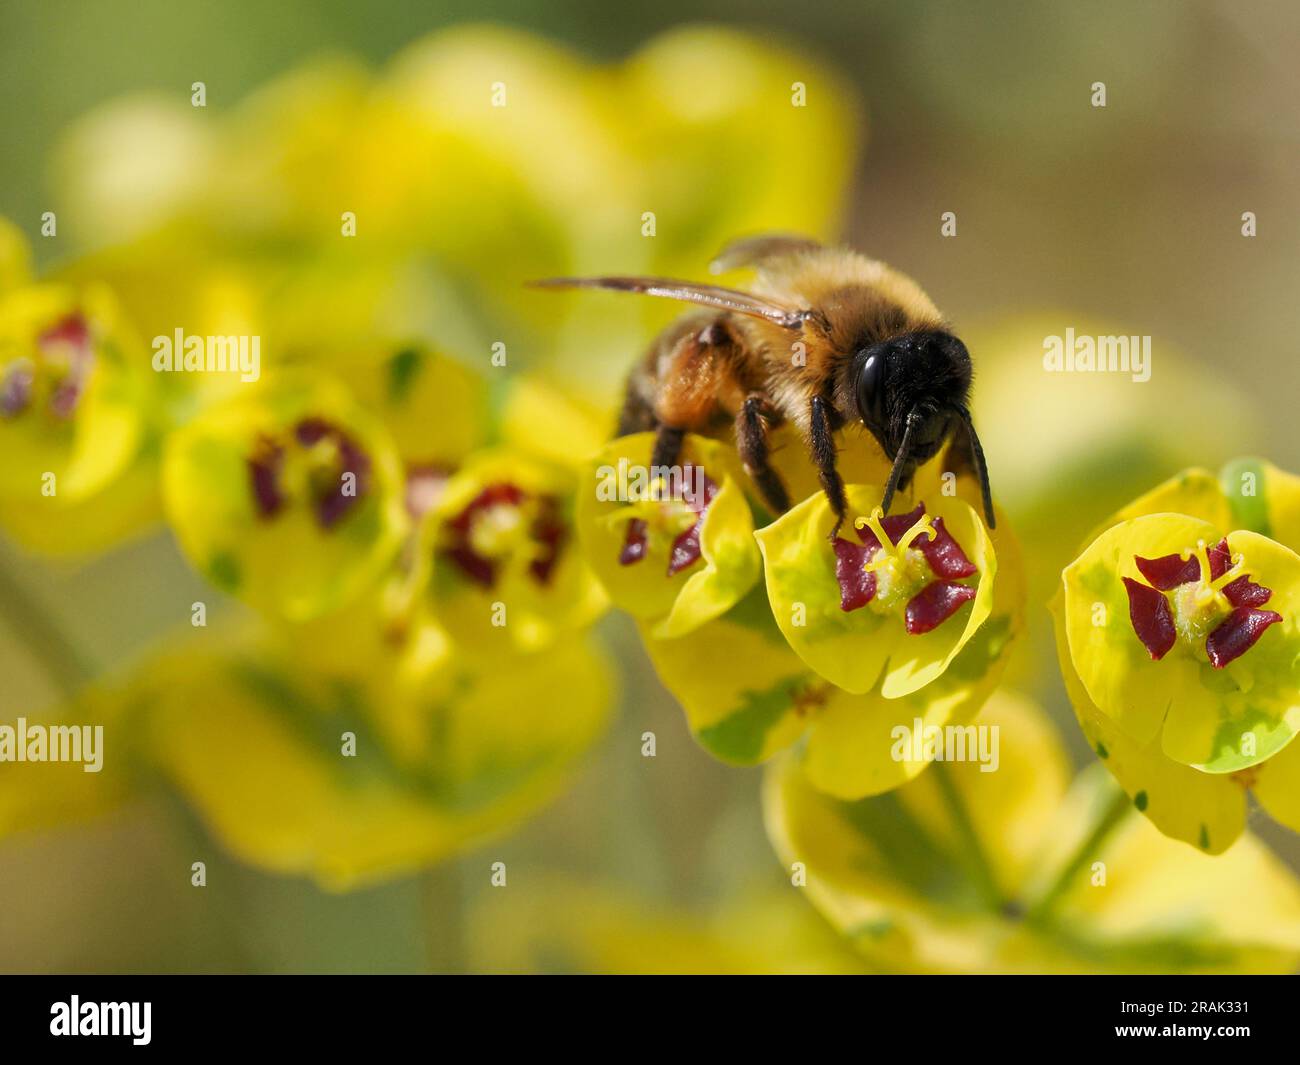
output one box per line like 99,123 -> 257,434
955,405 -> 996,530
880,410 -> 919,518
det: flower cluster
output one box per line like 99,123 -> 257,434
0,22 -> 862,888
577,427 -> 1024,799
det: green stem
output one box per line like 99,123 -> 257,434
1026,786 -> 1133,924
931,761 -> 1003,909
0,551 -> 94,699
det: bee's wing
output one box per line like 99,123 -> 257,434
529,275 -> 809,329
708,233 -> 822,274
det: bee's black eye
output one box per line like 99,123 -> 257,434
854,348 -> 887,427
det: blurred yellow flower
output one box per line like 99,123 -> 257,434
467,874 -> 868,974
766,689 -> 1300,973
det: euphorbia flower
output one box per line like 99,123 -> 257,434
427,449 -> 606,655
0,228 -> 162,555
756,486 -> 995,695
162,373 -> 408,620
1053,460 -> 1300,853
577,433 -> 761,639
0,276 -> 147,504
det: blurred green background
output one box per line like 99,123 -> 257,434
1,0 -> 1298,972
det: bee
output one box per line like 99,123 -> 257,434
533,234 -> 994,535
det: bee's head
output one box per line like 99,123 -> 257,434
841,329 -> 994,527
847,330 -> 969,460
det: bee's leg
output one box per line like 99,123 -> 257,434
735,393 -> 789,516
617,365 -> 658,436
809,395 -> 847,539
651,424 -> 686,471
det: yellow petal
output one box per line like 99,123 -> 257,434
639,593 -> 809,765
1253,729 -> 1300,835
0,686 -> 141,838
763,691 -> 1073,973
1158,530 -> 1300,771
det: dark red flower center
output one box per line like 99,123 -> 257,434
1124,537 -> 1281,668
247,416 -> 372,530
617,466 -> 718,577
833,502 -> 978,634
1,314 -> 94,422
440,482 -> 567,589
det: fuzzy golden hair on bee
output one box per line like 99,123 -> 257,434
531,233 -> 993,534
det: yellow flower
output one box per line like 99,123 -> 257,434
147,635 -> 612,891
756,489 -> 995,696
426,448 -> 607,656
161,373 -> 409,621
0,575 -> 614,892
577,433 -> 763,639
765,689 -> 1300,973
0,223 -> 161,553
1052,459 -> 1300,852
965,312 -> 1254,679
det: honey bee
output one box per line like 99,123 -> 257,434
534,233 -> 993,535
